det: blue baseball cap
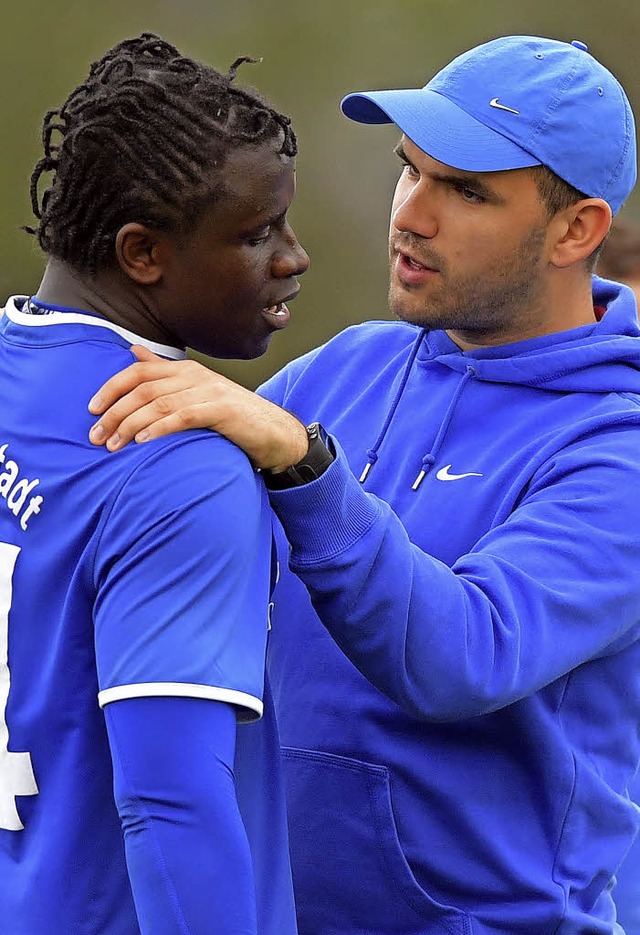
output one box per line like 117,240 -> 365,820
341,36 -> 637,215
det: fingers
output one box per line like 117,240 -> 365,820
121,411 -> 206,447
90,378 -> 195,448
88,355 -> 228,450
89,362 -> 179,415
89,401 -> 155,450
86,352 -> 302,467
88,354 -> 215,415
101,400 -> 207,450
131,344 -> 162,363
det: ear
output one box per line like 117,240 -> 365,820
549,199 -> 612,269
115,223 -> 169,286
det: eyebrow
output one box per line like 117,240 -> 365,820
393,139 -> 410,162
393,139 -> 504,204
244,208 -> 287,234
393,139 -> 412,165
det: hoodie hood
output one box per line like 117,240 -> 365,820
362,276 -> 640,488
418,277 -> 640,393
262,275 -> 640,492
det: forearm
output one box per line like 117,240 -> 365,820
269,443 -> 640,720
105,696 -> 256,935
269,450 -> 480,719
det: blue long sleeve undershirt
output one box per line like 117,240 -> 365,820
104,695 -> 257,935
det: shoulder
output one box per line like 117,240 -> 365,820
114,429 -> 261,507
260,321 -> 421,404
299,320 -> 420,365
95,430 -> 269,577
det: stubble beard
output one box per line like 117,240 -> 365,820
388,224 -> 548,339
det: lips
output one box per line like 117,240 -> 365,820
395,252 -> 439,286
391,235 -> 441,271
261,288 -> 300,330
404,255 -> 429,272
397,248 -> 438,272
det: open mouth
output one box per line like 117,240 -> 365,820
261,301 -> 292,330
396,252 -> 439,284
262,302 -> 289,317
262,287 -> 300,329
404,255 -> 429,271
400,251 -> 438,272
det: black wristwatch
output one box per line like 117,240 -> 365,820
263,422 -> 335,490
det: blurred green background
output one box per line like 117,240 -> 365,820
2,0 -> 638,387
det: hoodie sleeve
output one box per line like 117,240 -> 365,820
265,423 -> 640,722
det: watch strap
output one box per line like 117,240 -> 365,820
263,422 -> 334,490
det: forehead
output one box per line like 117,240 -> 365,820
400,134 -> 539,196
217,142 -> 296,219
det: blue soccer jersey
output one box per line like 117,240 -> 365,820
0,296 -> 296,934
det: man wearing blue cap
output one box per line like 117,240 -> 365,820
89,37 -> 640,934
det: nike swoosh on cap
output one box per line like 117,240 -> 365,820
436,465 -> 483,481
489,97 -> 520,115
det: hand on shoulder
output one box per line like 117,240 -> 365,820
88,345 -> 309,472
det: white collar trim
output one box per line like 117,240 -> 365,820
3,296 -> 187,360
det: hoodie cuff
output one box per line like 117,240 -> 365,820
266,440 -> 383,563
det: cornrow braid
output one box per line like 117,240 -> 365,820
26,33 -> 297,275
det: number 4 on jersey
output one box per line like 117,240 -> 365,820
0,543 -> 38,830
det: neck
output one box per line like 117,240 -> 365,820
35,258 -> 182,349
447,268 -> 597,352
36,259 -> 121,317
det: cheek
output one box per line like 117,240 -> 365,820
227,263 -> 271,309
214,256 -> 258,291
238,261 -> 268,294
448,221 -> 503,261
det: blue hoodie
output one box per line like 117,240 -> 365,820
260,277 -> 640,935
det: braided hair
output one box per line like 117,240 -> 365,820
26,33 -> 297,275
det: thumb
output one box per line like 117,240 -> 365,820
130,344 -> 163,363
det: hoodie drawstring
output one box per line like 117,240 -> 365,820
359,332 -> 425,483
412,367 -> 475,489
359,340 -> 476,489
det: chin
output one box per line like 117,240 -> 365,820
390,299 -> 429,327
202,335 -> 272,361
389,291 -> 453,330
239,334 -> 273,360
389,289 -> 420,321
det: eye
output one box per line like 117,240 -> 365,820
246,227 -> 271,246
396,156 -> 419,179
458,186 -> 484,204
393,148 -> 419,179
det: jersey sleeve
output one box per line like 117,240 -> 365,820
92,433 -> 272,721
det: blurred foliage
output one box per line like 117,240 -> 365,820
2,0 -> 639,387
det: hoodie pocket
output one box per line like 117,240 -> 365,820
282,746 -> 472,935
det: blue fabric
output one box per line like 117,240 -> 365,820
614,770 -> 640,933
260,276 -> 640,934
105,696 -> 256,934
340,36 -> 636,214
0,298 -> 296,934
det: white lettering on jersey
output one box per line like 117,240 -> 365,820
0,542 -> 38,830
0,444 -> 44,531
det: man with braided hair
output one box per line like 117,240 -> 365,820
0,32 -> 308,934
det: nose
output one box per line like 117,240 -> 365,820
274,224 -> 310,278
391,178 -> 438,240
